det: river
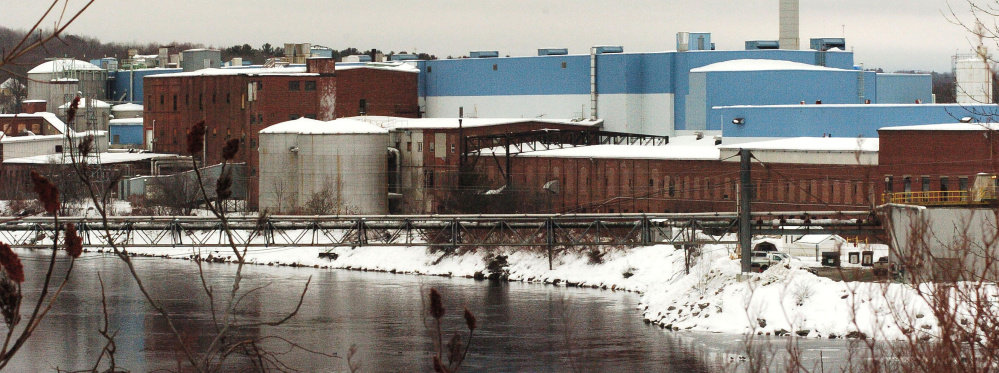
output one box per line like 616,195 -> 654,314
6,251 -> 854,372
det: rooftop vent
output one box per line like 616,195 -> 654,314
538,48 -> 569,56
469,51 -> 499,58
810,38 -> 846,51
745,40 -> 780,50
592,46 -> 624,54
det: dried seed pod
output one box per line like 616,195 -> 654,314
186,121 -> 206,155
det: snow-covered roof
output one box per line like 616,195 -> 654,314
260,117 -> 388,135
111,103 -> 144,112
3,152 -> 176,165
718,137 -> 879,152
0,112 -> 71,135
28,59 -> 103,74
336,62 -> 420,73
794,234 -> 846,245
58,98 -> 110,109
348,116 -> 602,130
879,122 -> 999,131
483,143 -> 721,161
109,118 -> 143,125
691,59 -> 851,73
151,66 -> 315,78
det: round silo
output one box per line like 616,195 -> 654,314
59,98 -> 111,133
111,103 -> 144,119
27,59 -> 107,113
259,117 -> 389,214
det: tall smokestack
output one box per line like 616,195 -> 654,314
779,0 -> 799,50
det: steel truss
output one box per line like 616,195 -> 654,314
0,212 -> 880,252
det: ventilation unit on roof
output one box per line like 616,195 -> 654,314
592,46 -> 623,54
538,48 -> 568,56
469,51 -> 499,58
810,38 -> 846,51
745,40 -> 780,50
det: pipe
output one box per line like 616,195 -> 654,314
590,47 -> 597,120
387,147 -> 401,194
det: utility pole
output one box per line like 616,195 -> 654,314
458,106 -> 464,167
739,149 -> 752,273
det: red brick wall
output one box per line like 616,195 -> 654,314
334,69 -> 418,118
878,129 -> 999,194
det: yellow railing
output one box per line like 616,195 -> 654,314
881,191 -> 971,206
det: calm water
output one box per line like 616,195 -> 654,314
8,251 -> 852,372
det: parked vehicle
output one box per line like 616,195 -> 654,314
751,251 -> 790,271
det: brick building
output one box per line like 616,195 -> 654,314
878,123 -> 999,196
143,59 -> 419,206
472,137 -> 880,214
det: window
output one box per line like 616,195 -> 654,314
250,115 -> 255,124
561,61 -> 567,69
417,142 -> 423,152
257,114 -> 263,123
226,93 -> 230,103
941,177 -> 950,192
407,142 -> 412,151
212,93 -> 216,103
289,114 -> 300,120
199,94 -> 203,110
960,177 -> 969,191
902,177 -> 912,192
424,170 -> 435,188
884,176 -> 893,193
304,81 -> 316,91
258,81 -> 263,90
359,99 -> 367,115
428,142 -> 434,152
668,179 -> 676,197
160,95 -> 164,105
147,96 -> 153,110
427,66 -> 432,73
55,145 -> 63,153
450,144 -> 456,153
492,64 -> 497,71
172,95 -> 177,111
921,177 -> 931,192
289,81 -> 300,91
304,114 -> 316,119
113,134 -> 120,144
185,94 -> 189,105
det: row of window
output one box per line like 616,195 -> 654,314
885,175 -> 970,193
288,81 -> 317,91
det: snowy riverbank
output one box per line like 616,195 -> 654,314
106,241 -> 943,341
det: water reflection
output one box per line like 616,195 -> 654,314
8,252 -> 845,372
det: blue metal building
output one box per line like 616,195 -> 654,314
108,118 -> 144,148
111,68 -> 182,103
415,33 -> 935,137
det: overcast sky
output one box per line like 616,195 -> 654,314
1,0 -> 989,72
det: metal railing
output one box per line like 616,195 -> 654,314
882,191 -> 971,206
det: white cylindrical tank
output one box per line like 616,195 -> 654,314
259,117 -> 389,214
956,52 -> 993,104
111,103 -> 144,119
27,59 -> 107,113
59,98 -> 111,133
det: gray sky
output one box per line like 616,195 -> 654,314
1,0 -> 986,72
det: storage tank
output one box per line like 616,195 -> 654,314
956,50 -> 993,104
259,117 -> 389,214
111,103 -> 144,119
26,59 -> 108,112
58,97 -> 111,133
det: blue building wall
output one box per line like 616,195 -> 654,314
694,69 -> 863,131
875,74 -> 933,104
712,104 -> 999,138
109,124 -> 144,146
112,68 -> 182,103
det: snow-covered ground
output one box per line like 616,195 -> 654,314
0,211 -> 968,342
99,239 -> 945,341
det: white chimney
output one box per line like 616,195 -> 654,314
779,0 -> 800,50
